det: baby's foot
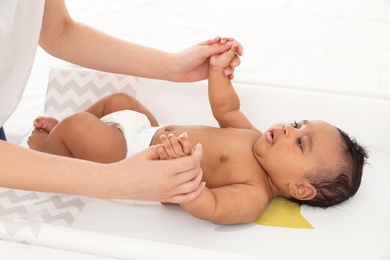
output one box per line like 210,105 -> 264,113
33,116 -> 59,132
27,128 -> 49,152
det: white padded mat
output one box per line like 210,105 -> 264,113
1,1 -> 390,259
2,68 -> 388,260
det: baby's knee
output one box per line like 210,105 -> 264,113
107,92 -> 136,105
57,112 -> 93,134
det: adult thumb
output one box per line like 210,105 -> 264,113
191,143 -> 203,161
205,42 -> 233,56
137,145 -> 160,160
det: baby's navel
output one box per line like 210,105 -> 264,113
220,154 -> 229,163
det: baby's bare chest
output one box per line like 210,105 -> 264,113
153,125 -> 264,187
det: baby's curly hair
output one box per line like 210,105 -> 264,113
293,128 -> 368,207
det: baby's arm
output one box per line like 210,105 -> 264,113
180,183 -> 267,224
208,42 -> 257,131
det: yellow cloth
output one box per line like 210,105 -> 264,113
255,197 -> 314,229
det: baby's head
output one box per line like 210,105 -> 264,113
253,120 -> 368,207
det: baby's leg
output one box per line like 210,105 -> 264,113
44,112 -> 127,163
28,116 -> 59,151
28,129 -> 49,151
85,93 -> 159,127
34,116 -> 59,132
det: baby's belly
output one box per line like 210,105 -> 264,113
151,125 -> 217,146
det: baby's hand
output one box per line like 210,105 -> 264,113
209,40 -> 239,73
157,132 -> 193,160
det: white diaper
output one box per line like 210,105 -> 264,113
100,110 -> 159,157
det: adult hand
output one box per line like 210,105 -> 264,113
173,37 -> 243,82
113,143 -> 205,204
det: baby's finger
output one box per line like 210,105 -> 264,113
159,134 -> 178,158
168,134 -> 187,157
234,40 -> 244,56
224,47 -> 240,78
178,132 -> 192,155
230,52 -> 241,68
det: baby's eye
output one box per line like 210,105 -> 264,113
291,121 -> 298,128
297,138 -> 303,150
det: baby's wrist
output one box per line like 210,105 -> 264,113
209,65 -> 227,74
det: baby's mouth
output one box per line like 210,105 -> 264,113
265,130 -> 274,144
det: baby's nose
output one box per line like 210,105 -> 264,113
281,124 -> 293,136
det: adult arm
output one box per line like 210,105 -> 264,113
0,141 -> 204,203
39,0 -> 243,82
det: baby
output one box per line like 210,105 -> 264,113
28,42 -> 368,225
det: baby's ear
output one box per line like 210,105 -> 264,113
289,182 -> 317,201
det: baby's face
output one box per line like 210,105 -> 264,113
253,120 -> 342,189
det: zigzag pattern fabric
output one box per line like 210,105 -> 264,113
0,189 -> 92,241
45,68 -> 139,118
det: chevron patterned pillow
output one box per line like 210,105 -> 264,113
45,68 -> 139,119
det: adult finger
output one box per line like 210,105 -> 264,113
234,40 -> 244,56
159,143 -> 203,182
205,36 -> 222,45
175,165 -> 204,194
170,143 -> 203,182
156,144 -> 169,160
170,181 -> 206,204
139,145 -> 162,160
202,42 -> 233,59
